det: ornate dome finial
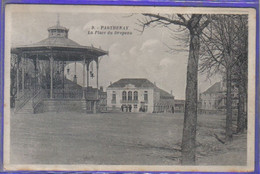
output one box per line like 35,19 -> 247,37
48,14 -> 69,38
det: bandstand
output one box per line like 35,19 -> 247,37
11,19 -> 108,114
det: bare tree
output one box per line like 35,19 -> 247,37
138,14 -> 210,165
231,15 -> 248,133
233,62 -> 247,133
199,15 -> 248,141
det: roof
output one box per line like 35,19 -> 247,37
156,88 -> 174,99
175,99 -> 185,104
108,78 -> 174,99
56,78 -> 82,89
48,25 -> 69,31
203,82 -> 222,94
108,78 -> 155,88
11,22 -> 108,58
32,37 -> 81,47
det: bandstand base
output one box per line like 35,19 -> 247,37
38,98 -> 97,113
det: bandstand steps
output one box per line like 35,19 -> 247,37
16,98 -> 100,114
16,101 -> 34,114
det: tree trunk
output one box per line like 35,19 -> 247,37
225,67 -> 233,142
237,82 -> 245,133
181,30 -> 200,165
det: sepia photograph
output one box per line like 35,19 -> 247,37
3,5 -> 256,172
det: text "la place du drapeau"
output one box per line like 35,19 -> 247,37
88,25 -> 132,36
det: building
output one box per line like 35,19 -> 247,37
106,78 -> 175,113
174,99 -> 185,113
199,82 -> 224,114
199,81 -> 238,114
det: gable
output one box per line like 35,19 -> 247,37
124,84 -> 136,88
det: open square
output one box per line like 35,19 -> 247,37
10,112 -> 246,165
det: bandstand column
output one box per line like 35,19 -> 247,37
50,56 -> 54,99
36,55 -> 40,88
86,61 -> 90,87
73,62 -> 77,83
96,59 -> 99,89
96,59 -> 99,101
34,55 -> 38,91
93,101 -> 96,114
16,55 -> 20,97
21,55 -> 25,93
62,61 -> 65,98
82,58 -> 86,99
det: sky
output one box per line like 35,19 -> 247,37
10,12 -> 221,99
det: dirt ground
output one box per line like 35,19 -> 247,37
9,111 -> 247,165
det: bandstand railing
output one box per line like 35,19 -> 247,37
15,89 -> 33,112
15,87 -> 45,112
45,88 -> 99,100
32,88 -> 48,107
49,89 -> 83,99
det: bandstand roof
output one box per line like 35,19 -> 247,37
11,20 -> 108,61
48,25 -> 69,31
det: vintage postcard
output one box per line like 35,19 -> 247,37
3,4 -> 256,172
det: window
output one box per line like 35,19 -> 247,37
128,91 -> 132,101
144,91 -> 148,101
122,91 -> 127,101
134,91 -> 138,101
112,91 -> 116,103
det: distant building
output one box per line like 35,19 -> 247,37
199,81 -> 238,114
106,78 -> 175,113
199,82 -> 224,114
174,99 -> 185,113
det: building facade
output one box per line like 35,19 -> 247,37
174,99 -> 185,113
106,78 -> 175,113
199,82 -> 224,114
199,81 -> 238,114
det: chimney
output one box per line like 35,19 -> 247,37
171,90 -> 173,95
110,81 -> 112,85
100,86 -> 103,92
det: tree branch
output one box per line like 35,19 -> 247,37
142,13 -> 187,27
177,14 -> 187,25
199,19 -> 211,34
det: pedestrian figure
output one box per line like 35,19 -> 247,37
121,105 -> 124,112
172,106 -> 175,114
129,105 -> 132,112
